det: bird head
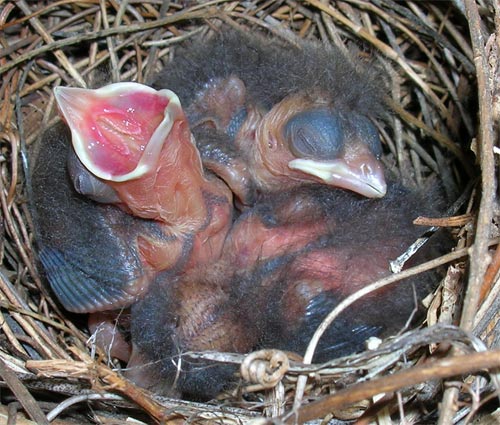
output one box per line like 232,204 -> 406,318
54,83 -> 213,227
254,93 -> 387,198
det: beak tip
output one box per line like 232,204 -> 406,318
371,185 -> 387,198
53,85 -> 70,101
54,86 -> 82,119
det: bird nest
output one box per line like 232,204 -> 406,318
1,1 -> 499,424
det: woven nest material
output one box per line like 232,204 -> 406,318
1,1 -> 499,424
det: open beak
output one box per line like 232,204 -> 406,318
54,82 -> 183,182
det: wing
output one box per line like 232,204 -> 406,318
30,123 -> 164,312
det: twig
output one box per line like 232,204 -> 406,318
413,214 -> 473,227
480,244 -> 500,304
0,8 -> 219,75
461,0 -> 496,336
0,357 -> 49,425
283,349 -> 500,424
46,393 -> 124,422
387,99 -> 474,175
306,0 -> 449,117
15,0 -> 86,87
439,1 -> 497,423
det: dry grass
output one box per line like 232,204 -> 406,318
0,0 -> 499,423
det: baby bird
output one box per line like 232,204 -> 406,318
30,122 -> 164,313
152,30 -> 387,206
54,83 -> 233,272
30,83 -> 234,357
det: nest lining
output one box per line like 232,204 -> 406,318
0,1 -> 499,424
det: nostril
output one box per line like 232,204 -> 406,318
360,163 -> 371,178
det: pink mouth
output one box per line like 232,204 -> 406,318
54,83 -> 183,182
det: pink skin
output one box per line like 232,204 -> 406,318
88,311 -> 131,362
224,212 -> 329,269
278,239 -> 408,329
